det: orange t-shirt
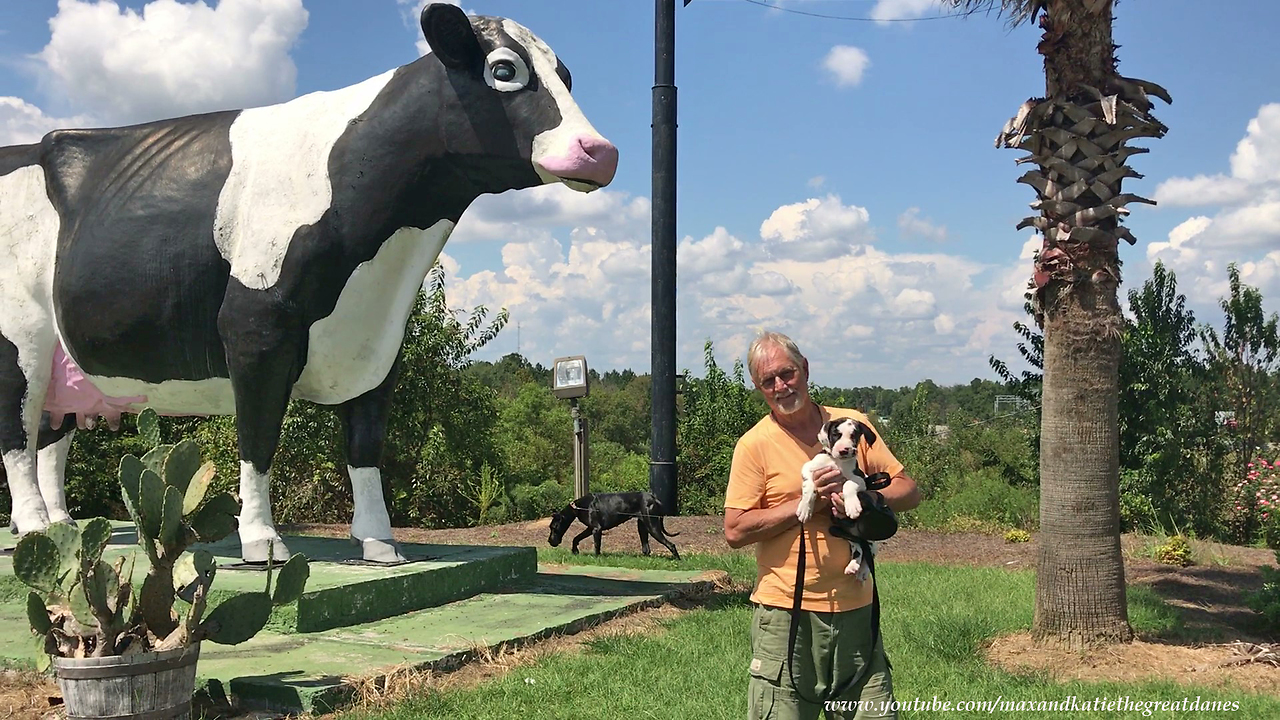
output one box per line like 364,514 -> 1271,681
725,405 -> 904,612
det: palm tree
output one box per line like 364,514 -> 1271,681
949,0 -> 1170,646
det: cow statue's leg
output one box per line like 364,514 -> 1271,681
36,413 -> 76,526
8,412 -> 76,535
337,357 -> 408,563
219,309 -> 298,564
0,330 -> 58,535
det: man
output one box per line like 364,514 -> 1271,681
725,331 -> 920,720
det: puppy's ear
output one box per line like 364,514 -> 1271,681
854,419 -> 877,447
817,421 -> 834,450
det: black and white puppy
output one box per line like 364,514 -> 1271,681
798,417 -> 880,580
548,491 -> 681,559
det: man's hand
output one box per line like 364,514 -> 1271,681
808,464 -> 844,516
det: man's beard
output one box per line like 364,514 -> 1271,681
772,389 -> 805,415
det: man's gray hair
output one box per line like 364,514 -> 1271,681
747,331 -> 806,383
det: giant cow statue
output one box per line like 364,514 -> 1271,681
0,4 -> 617,563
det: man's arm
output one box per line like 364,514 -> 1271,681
879,470 -> 921,512
830,470 -> 922,517
724,466 -> 843,548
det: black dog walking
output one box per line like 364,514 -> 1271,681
548,491 -> 681,559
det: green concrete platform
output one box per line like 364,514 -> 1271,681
0,524 -> 537,632
194,563 -> 719,714
1,525 -> 717,715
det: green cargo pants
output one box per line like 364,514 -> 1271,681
747,603 -> 895,720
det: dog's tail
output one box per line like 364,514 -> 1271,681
647,498 -> 680,536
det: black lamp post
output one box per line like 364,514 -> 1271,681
650,0 -> 680,514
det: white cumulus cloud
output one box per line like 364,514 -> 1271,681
822,45 -> 870,88
35,0 -> 309,126
870,0 -> 944,22
760,194 -> 874,261
1149,104 -> 1280,303
897,207 -> 948,242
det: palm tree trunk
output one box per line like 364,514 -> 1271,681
989,0 -> 1168,646
1036,284 -> 1131,645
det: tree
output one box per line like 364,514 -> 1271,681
1118,262 -> 1222,536
989,299 -> 1044,404
950,0 -> 1170,646
676,341 -> 765,514
1202,264 -> 1280,477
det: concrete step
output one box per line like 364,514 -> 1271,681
195,563 -> 719,714
1,524 -> 538,633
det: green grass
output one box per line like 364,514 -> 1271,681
342,552 -> 1278,719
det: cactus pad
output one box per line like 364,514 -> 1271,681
188,493 -> 239,543
26,592 -> 51,636
14,534 -> 61,593
79,518 -> 113,571
202,593 -> 272,645
271,554 -> 311,606
137,407 -> 161,447
119,455 -> 145,527
138,468 -> 166,541
44,522 -> 81,587
163,440 -> 201,494
159,485 -> 184,549
182,462 -> 217,516
141,444 -> 173,477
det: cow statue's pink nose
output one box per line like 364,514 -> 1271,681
540,135 -> 618,188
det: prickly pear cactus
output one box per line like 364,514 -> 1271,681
12,517 -> 131,659
19,408 -> 310,659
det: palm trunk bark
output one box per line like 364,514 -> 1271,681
990,0 -> 1167,646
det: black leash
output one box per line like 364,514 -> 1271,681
786,471 -> 893,706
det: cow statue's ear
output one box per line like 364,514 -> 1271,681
421,3 -> 483,70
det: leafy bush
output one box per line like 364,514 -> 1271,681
1152,534 -> 1193,567
1245,551 -> 1280,633
509,481 -> 571,521
676,341 -> 765,515
909,467 -> 1039,532
1004,528 -> 1031,544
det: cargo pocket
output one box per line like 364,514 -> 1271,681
748,654 -> 786,720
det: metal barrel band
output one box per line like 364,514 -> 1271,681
54,652 -> 197,679
66,700 -> 191,720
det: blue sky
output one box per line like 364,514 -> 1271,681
2,0 -> 1277,390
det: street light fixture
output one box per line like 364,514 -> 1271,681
552,355 -> 590,499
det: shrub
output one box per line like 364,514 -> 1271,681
1245,550 -> 1280,634
1227,456 -> 1280,546
509,481 -> 571,521
1153,534 -> 1193,567
911,467 -> 1039,532
1004,528 -> 1032,544
941,515 -> 1008,535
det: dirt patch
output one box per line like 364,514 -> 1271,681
987,634 -> 1280,695
0,669 -> 61,720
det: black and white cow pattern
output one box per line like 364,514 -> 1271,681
0,4 -> 617,563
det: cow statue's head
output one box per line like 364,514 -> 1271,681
421,3 -> 618,194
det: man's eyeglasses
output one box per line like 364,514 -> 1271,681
757,367 -> 798,390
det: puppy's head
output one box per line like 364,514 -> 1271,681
818,417 -> 875,460
548,504 -> 578,546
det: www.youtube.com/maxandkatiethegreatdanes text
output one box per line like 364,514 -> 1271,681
823,695 -> 1242,715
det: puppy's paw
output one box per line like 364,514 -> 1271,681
797,479 -> 815,523
855,562 -> 872,582
844,556 -> 862,576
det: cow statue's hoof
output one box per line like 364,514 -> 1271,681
241,537 -> 292,564
351,536 -> 408,564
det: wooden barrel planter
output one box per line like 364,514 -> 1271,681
52,644 -> 201,720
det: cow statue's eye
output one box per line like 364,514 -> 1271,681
493,61 -> 517,82
484,48 -> 529,92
